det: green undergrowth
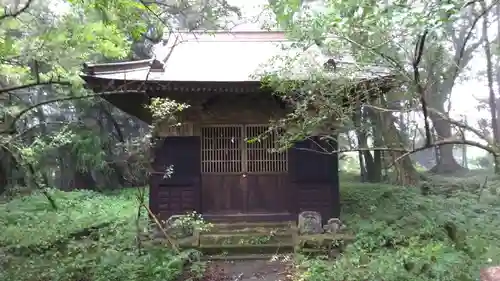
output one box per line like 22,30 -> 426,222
0,188 -> 194,281
4,173 -> 500,281
298,175 -> 500,281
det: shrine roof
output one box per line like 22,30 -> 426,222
81,31 -> 391,83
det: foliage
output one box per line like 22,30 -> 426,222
4,172 -> 500,281
296,174 -> 500,281
0,188 -> 195,281
68,0 -> 161,41
147,97 -> 190,129
263,0 -> 468,132
0,0 -> 142,190
164,211 -> 214,239
17,127 -> 108,171
263,0 -> 492,177
470,155 -> 494,170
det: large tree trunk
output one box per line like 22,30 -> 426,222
422,8 -> 483,174
428,110 -> 466,174
375,97 -> 419,185
382,117 -> 419,185
426,80 -> 478,175
426,77 -> 466,174
352,104 -> 382,182
71,170 -> 98,191
363,107 -> 382,182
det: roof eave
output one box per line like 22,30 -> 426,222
82,57 -> 168,76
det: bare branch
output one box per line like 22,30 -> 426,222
427,107 -> 488,141
412,29 -> 432,147
0,80 -> 70,95
392,138 -> 496,164
0,91 -> 145,135
0,0 -> 33,21
449,0 -> 498,82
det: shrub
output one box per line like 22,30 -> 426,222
297,180 -> 500,281
0,188 -> 191,281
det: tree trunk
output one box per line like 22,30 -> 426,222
375,98 -> 419,185
71,170 -> 98,191
370,131 -> 383,182
352,105 -> 382,182
428,109 -> 466,174
383,120 -> 419,185
358,150 -> 367,181
363,108 -> 382,182
482,1 -> 500,174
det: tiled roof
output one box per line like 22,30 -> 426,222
82,31 -> 391,83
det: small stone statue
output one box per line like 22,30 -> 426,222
480,266 -> 500,281
298,211 -> 323,235
161,215 -> 186,238
323,218 -> 346,234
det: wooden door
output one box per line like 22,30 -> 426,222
150,136 -> 201,220
201,126 -> 246,213
244,125 -> 289,213
289,136 -> 340,221
201,125 -> 290,214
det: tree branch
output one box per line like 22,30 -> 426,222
412,29 -> 432,147
449,0 -> 498,82
0,0 -> 33,21
0,80 -> 71,95
0,91 -> 145,135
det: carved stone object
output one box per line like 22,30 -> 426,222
162,215 -> 186,238
298,211 -> 323,235
481,266 -> 500,281
323,218 -> 346,234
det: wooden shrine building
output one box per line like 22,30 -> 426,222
81,31 -> 391,223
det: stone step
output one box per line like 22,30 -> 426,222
205,221 -> 296,233
200,253 -> 286,261
199,232 -> 294,246
174,221 -> 298,258
297,233 -> 356,246
198,243 -> 295,256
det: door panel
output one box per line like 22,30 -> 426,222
288,136 -> 340,221
150,136 -> 201,219
201,174 -> 245,213
246,174 -> 290,213
200,125 -> 290,215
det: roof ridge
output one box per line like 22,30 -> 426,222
177,38 -> 290,43
164,30 -> 286,35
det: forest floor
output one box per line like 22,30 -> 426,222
1,170 -> 500,281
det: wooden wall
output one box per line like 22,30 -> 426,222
156,93 -> 287,137
150,92 -> 340,222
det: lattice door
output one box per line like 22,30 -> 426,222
201,125 -> 288,174
245,125 -> 287,173
201,126 -> 242,173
